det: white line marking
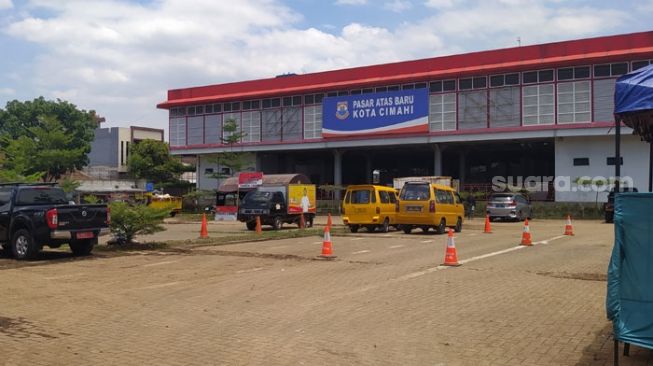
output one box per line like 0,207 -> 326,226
142,260 -> 179,268
350,237 -> 365,241
382,234 -> 393,237
352,250 -> 371,255
236,267 -> 264,274
137,281 -> 181,290
420,240 -> 433,243
468,233 -> 478,237
312,241 -> 323,245
389,245 -> 404,249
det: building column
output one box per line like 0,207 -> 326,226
334,149 -> 343,200
458,152 -> 466,187
433,144 -> 443,176
365,153 -> 373,184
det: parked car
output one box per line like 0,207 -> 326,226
396,182 -> 464,234
0,183 -> 110,260
486,193 -> 532,221
237,184 -> 316,230
341,185 -> 398,233
603,187 -> 638,223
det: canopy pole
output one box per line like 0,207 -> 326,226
649,142 -> 653,192
615,119 -> 621,192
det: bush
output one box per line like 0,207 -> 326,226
109,202 -> 169,244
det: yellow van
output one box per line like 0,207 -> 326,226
396,182 -> 464,234
341,185 -> 398,233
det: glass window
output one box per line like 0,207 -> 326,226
400,184 -> 430,201
490,86 -> 520,128
522,84 -> 554,125
632,60 -> 651,71
169,118 -> 186,147
607,157 -> 623,166
458,90 -> 487,129
337,91 -> 348,96
611,63 -> 628,75
205,104 -> 213,114
594,64 -> 611,77
241,111 -> 261,143
315,94 -> 324,103
262,99 -> 271,109
429,93 -> 456,131
505,73 -> 519,85
379,191 -> 390,204
388,191 -> 397,204
443,80 -> 456,91
473,77 -> 487,89
304,105 -> 322,139
350,89 -> 362,95
415,82 -> 427,89
351,190 -> 371,204
557,68 -> 574,81
304,95 -> 315,105
242,101 -> 251,110
204,114 -> 222,144
574,66 -> 590,79
187,106 -> 196,116
376,86 -> 388,92
573,158 -> 589,166
283,96 -> 292,107
430,81 -> 442,93
490,75 -> 504,87
196,105 -> 204,115
557,81 -> 591,124
222,113 -> 241,142
459,78 -> 473,90
523,71 -> 538,84
282,107 -> 301,141
187,116 -> 204,145
270,98 -> 281,108
361,88 -> 374,94
387,85 -> 400,91
262,109 -> 282,142
292,96 -> 302,106
538,70 -> 554,82
223,103 -> 231,112
402,84 -> 415,90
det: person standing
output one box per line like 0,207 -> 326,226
465,193 -> 476,220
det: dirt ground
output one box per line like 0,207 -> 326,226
1,217 -> 652,365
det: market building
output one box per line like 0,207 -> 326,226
157,31 -> 653,202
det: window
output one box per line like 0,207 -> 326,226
241,111 -> 261,143
187,116 -> 204,145
376,86 -> 388,93
231,102 -> 241,111
458,90 -> 487,129
351,190 -> 371,204
169,118 -> 186,147
387,85 -> 400,91
459,78 -> 473,90
400,184 -> 430,200
607,157 -> 623,166
204,168 -> 214,175
282,107 -> 301,141
187,106 -> 196,116
292,96 -> 302,106
573,158 -> 589,166
429,93 -> 456,131
557,66 -> 590,81
557,81 -> 591,123
379,191 -> 390,204
204,114 -> 222,144
594,62 -> 629,77
262,109 -> 282,142
522,69 -> 554,84
205,104 -> 213,114
263,98 -> 281,109
304,105 -> 322,139
196,105 -> 204,115
632,60 -> 651,71
473,77 -> 487,89
222,113 -> 241,142
388,191 -> 397,204
490,87 -> 520,127
402,84 -> 415,90
430,80 -> 456,93
350,89 -> 362,95
213,104 -> 222,113
436,190 -> 453,204
522,84 -> 554,125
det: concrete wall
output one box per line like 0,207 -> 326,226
88,128 -> 119,167
554,135 -> 650,202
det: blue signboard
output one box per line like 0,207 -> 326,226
322,88 -> 429,138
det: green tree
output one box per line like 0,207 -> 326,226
206,118 -> 248,180
1,116 -> 88,181
108,202 -> 169,244
0,97 -> 97,173
128,139 -> 185,183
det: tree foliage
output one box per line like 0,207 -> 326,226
206,118 -> 248,180
108,202 -> 169,244
128,139 -> 185,183
0,97 -> 97,181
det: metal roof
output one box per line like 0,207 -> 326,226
218,174 -> 311,192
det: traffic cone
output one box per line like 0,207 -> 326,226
255,216 -> 262,235
299,213 -> 305,229
484,214 -> 492,234
319,225 -> 334,259
564,215 -> 574,236
520,219 -> 532,246
327,213 -> 333,229
200,213 -> 209,238
442,228 -> 461,266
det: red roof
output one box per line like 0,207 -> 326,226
158,31 -> 653,109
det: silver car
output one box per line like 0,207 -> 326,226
486,193 -> 532,221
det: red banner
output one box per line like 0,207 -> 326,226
238,172 -> 263,189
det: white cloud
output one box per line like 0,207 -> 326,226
0,0 -> 639,135
335,0 -> 367,5
0,87 -> 15,95
384,0 -> 412,12
424,0 -> 456,9
0,0 -> 12,10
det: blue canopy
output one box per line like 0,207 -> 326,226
615,64 -> 653,114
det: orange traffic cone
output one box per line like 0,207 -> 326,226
319,225 -> 334,259
442,228 -> 461,266
327,213 -> 333,229
200,213 -> 209,238
520,219 -> 532,246
299,213 -> 305,229
255,216 -> 262,235
564,215 -> 574,236
484,214 -> 492,234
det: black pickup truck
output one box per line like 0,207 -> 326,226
0,183 -> 110,260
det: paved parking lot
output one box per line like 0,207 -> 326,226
1,218 -> 652,365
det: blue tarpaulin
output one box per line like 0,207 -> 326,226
606,193 -> 653,349
615,64 -> 653,115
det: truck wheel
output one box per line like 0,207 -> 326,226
246,221 -> 257,231
381,218 -> 390,233
605,211 -> 614,223
272,216 -> 282,230
349,225 -> 359,233
455,217 -> 462,233
402,225 -> 412,234
11,229 -> 39,260
70,238 -> 96,256
436,218 -> 446,234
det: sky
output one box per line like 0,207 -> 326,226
1,0 -> 652,140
